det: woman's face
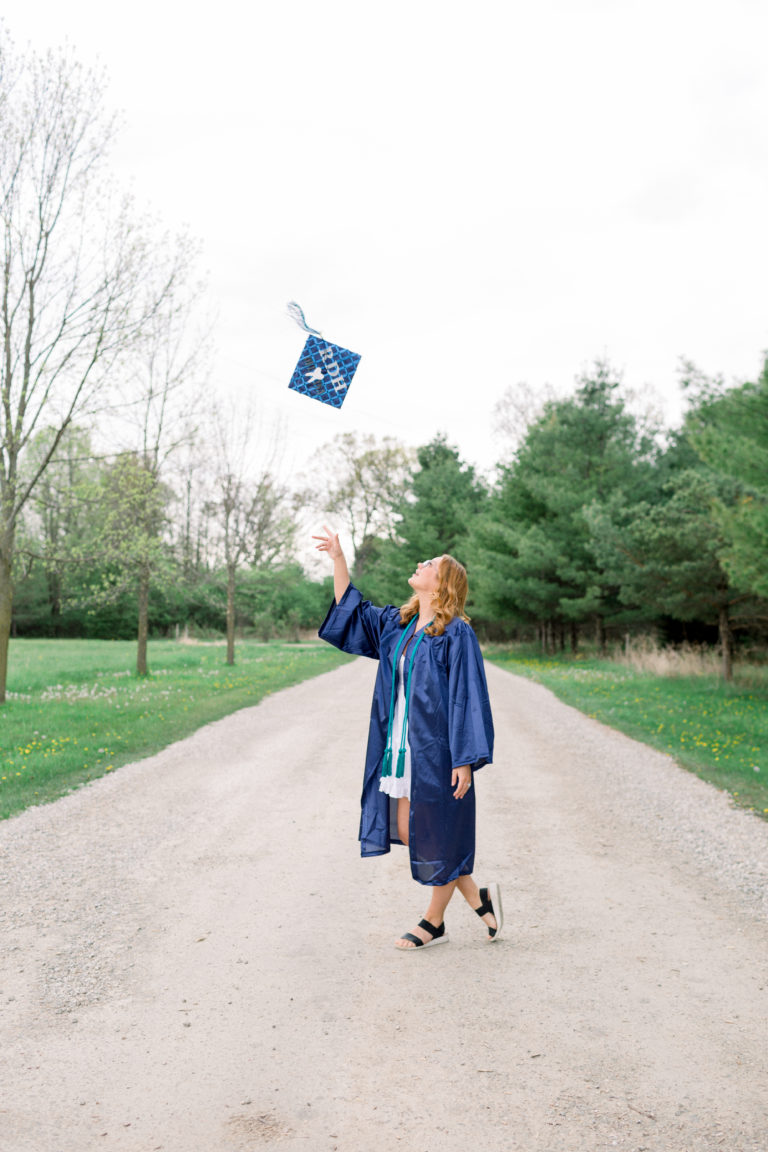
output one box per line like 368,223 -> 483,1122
408,556 -> 443,595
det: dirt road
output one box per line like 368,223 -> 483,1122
1,660 -> 767,1152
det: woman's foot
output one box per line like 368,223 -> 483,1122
394,917 -> 448,950
474,883 -> 503,941
475,905 -> 497,936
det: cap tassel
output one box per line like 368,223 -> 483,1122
286,300 -> 322,336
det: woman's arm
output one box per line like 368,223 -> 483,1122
315,527 -> 399,659
446,623 -> 494,771
313,525 -> 350,603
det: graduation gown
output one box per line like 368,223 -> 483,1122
319,584 -> 494,886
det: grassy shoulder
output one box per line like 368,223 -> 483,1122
485,647 -> 768,819
0,638 -> 353,820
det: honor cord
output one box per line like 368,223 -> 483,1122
381,618 -> 433,779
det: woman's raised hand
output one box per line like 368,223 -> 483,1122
314,527 -> 350,603
312,526 -> 343,561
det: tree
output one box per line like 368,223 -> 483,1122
17,425 -> 96,633
103,236 -> 206,675
363,434 -> 487,605
305,432 -> 414,565
686,358 -> 768,601
93,450 -> 171,669
396,434 -> 486,560
238,563 -> 330,641
175,437 -> 213,584
0,36 -> 185,699
207,403 -> 296,664
471,362 -> 655,649
492,379 -> 558,459
587,465 -> 756,679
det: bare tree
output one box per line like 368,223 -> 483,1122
304,432 -> 415,561
207,402 -> 295,665
0,35 -> 186,699
175,436 -> 213,582
97,236 -> 208,676
492,380 -> 558,458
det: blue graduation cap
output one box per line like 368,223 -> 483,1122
286,302 -> 361,409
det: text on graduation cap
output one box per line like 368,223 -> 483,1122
288,334 -> 361,409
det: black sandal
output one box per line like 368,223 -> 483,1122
475,883 -> 503,941
395,918 -> 449,950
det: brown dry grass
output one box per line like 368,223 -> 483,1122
613,635 -> 723,678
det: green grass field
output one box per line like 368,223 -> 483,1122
5,639 -> 766,824
0,639 -> 352,820
485,648 -> 768,818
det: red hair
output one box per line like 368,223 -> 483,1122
399,554 -> 470,637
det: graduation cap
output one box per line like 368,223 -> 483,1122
286,302 -> 361,409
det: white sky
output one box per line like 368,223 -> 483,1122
4,0 -> 768,481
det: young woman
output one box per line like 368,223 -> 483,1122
314,527 -> 501,951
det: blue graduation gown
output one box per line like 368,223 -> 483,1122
319,584 -> 494,886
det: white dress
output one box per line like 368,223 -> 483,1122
379,653 -> 411,799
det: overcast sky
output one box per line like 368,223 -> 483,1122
4,0 -> 768,479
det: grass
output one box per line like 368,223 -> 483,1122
0,638 -> 352,820
485,645 -> 768,819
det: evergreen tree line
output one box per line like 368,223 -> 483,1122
325,361 -> 768,681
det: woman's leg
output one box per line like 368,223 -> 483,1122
394,879 -> 457,948
393,802 -> 497,945
396,796 -> 410,845
394,798 -> 458,949
456,873 -> 497,934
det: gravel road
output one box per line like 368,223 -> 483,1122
1,659 -> 767,1152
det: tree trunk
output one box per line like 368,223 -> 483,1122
0,538 -> 14,704
226,562 -> 236,666
595,614 -> 606,656
570,622 -> 579,653
137,564 -> 150,677
718,604 -> 733,682
47,569 -> 62,637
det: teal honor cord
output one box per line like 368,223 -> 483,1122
381,617 -> 433,779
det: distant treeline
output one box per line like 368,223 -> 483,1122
13,558 -> 332,644
11,422 -> 332,643
12,358 -> 768,681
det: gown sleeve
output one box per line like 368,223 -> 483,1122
318,583 -> 399,659
446,622 -> 494,771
